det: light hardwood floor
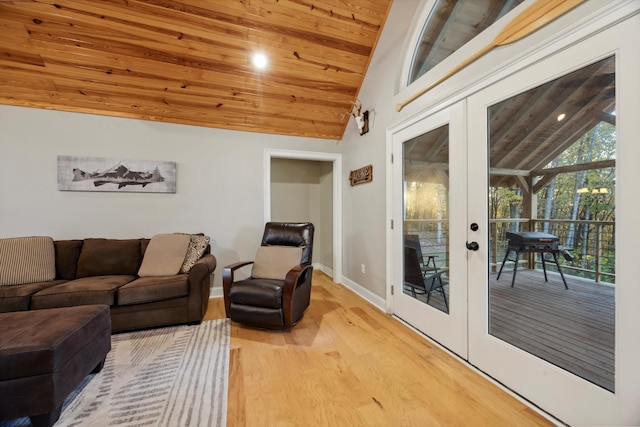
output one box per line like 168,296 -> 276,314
205,271 -> 555,426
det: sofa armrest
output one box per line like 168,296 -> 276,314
190,254 -> 217,279
186,254 -> 217,322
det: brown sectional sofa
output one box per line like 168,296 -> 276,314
0,237 -> 216,333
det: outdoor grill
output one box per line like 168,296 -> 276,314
505,231 -> 559,252
498,231 -> 571,289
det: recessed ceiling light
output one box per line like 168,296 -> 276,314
557,113 -> 566,122
252,52 -> 268,70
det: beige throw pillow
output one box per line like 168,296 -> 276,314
138,233 -> 191,277
251,246 -> 303,280
0,236 -> 55,286
179,234 -> 210,273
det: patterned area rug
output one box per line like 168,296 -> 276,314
1,319 -> 230,427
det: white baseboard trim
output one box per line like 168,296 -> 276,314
338,276 -> 386,313
210,286 -> 223,299
313,262 -> 333,278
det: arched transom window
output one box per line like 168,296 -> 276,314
408,0 -> 525,85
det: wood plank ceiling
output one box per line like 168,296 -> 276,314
0,0 -> 392,140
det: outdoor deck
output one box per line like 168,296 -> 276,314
408,269 -> 615,392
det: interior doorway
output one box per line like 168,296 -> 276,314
264,149 -> 342,283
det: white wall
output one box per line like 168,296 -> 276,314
0,105 -> 340,290
339,0 -> 421,299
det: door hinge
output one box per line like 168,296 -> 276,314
390,219 -> 394,229
391,285 -> 394,295
391,153 -> 394,163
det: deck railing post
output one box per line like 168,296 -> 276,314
595,222 -> 602,283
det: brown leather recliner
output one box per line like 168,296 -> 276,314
222,222 -> 314,330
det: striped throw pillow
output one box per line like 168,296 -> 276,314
0,236 -> 56,286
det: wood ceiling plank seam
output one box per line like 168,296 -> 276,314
6,89 -> 339,139
8,26 -> 364,80
206,0 -> 384,35
18,2 -> 261,70
244,5 -> 383,41
0,91 -> 345,139
0,78 -> 340,123
23,18 -> 191,49
27,32 -> 275,80
31,49 -> 359,104
26,30 -> 364,91
282,48 -> 368,74
45,2 -> 251,47
51,94 -> 328,126
7,2 -> 378,60
33,77 -> 347,124
79,0 -> 364,59
44,0 -> 226,30
137,0 -> 373,56
0,17 -> 33,38
0,77 -> 56,92
284,0 -> 389,25
39,60 -> 354,107
273,8 -> 381,40
0,47 -> 45,67
20,38 -> 242,83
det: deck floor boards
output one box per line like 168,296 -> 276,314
406,268 -> 615,392
489,269 -> 614,392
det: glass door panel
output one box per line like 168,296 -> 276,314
487,55 -> 616,392
403,124 -> 450,314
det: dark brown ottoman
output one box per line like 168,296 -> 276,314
0,305 -> 111,427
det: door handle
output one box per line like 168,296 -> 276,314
466,241 -> 479,251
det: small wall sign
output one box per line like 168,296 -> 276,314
349,164 -> 372,186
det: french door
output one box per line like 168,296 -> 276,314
391,101 -> 468,358
391,12 -> 640,425
466,15 -> 639,425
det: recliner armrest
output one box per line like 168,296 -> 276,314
282,264 -> 314,327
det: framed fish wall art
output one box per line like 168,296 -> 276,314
57,155 -> 176,193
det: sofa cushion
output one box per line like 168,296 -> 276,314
251,246 -> 302,280
0,280 -> 67,313
180,234 -> 210,273
138,234 -> 191,277
30,275 -> 135,309
0,236 -> 56,286
54,239 -> 84,280
118,275 -> 189,305
76,239 -> 142,278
